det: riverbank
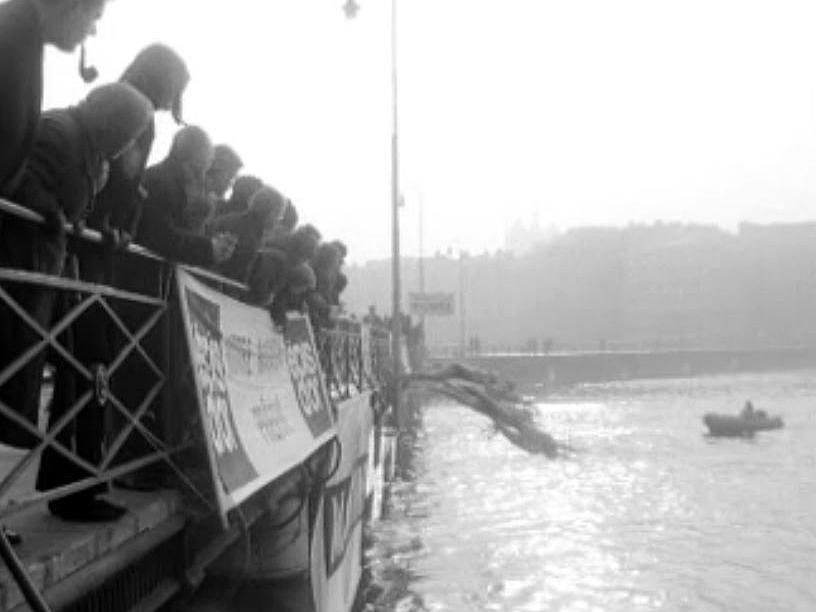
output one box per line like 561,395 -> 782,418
439,346 -> 816,389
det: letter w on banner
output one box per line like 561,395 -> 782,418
176,269 -> 336,523
310,392 -> 373,612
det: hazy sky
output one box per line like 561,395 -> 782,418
41,0 -> 816,262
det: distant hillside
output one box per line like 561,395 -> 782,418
344,222 -> 816,352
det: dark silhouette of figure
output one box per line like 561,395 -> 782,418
0,83 -> 151,453
210,186 -> 288,281
269,263 -> 317,328
137,126 -> 235,266
0,0 -> 109,198
246,227 -> 320,309
86,43 -> 189,250
206,144 -> 243,201
11,84 -> 152,523
214,174 -> 263,218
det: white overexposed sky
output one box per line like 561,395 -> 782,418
41,0 -> 816,262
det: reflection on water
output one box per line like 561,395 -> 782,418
363,371 -> 816,612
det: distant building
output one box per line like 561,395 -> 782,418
503,213 -> 557,256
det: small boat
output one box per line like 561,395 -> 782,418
703,410 -> 784,437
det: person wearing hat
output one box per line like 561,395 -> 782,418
0,0 -> 109,199
86,43 -> 190,251
137,126 -> 236,266
206,144 -> 243,204
269,262 -> 318,329
4,83 -> 153,523
210,185 -> 289,281
188,144 -> 244,234
213,173 -> 263,219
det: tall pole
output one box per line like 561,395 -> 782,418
418,195 -> 425,333
389,0 -> 403,421
458,251 -> 466,357
418,196 -> 425,294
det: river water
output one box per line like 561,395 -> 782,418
362,370 -> 816,612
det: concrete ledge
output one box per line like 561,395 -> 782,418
0,489 -> 181,611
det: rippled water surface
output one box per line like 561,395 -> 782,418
363,371 -> 816,612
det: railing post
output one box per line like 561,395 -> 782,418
0,529 -> 52,612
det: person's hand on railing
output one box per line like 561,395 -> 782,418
102,227 -> 134,251
72,218 -> 87,236
118,230 -> 133,250
211,232 -> 237,263
43,207 -> 67,237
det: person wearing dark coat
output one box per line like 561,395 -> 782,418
0,0 -> 111,543
85,44 -> 190,249
263,202 -> 299,245
206,144 -> 243,202
0,83 -> 151,450
0,0 -> 108,198
330,240 -> 348,265
269,263 -> 317,328
246,246 -> 290,306
182,145 -> 243,234
6,84 -> 152,523
312,242 -> 342,302
136,126 -> 236,267
246,226 -> 320,311
210,186 -> 288,281
214,174 -> 263,219
331,272 -> 348,306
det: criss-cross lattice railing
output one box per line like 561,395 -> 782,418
0,201 -> 214,520
316,318 -> 392,401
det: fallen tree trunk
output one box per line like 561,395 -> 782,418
402,364 -> 571,458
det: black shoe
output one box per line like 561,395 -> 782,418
2,526 -> 22,546
48,498 -> 127,523
114,472 -> 166,492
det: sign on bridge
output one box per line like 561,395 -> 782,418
409,292 -> 455,317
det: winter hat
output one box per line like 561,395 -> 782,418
228,175 -> 264,212
170,125 -> 213,168
287,263 -> 317,294
79,82 -> 153,159
249,186 -> 288,223
121,43 -> 190,121
210,145 -> 243,176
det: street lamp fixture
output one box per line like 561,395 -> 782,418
342,0 -> 359,19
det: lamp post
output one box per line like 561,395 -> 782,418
344,0 -> 403,421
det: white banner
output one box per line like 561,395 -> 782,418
310,392 -> 373,612
177,269 -> 336,518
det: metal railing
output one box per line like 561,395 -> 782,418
0,197 -> 400,612
0,198 -> 393,520
0,199 -> 217,520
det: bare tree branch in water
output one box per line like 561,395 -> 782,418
402,364 -> 572,458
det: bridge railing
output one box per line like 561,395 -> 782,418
0,198 -> 391,523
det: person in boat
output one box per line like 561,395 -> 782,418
741,400 -> 755,419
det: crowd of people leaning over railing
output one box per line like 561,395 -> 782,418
0,0 -> 351,530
